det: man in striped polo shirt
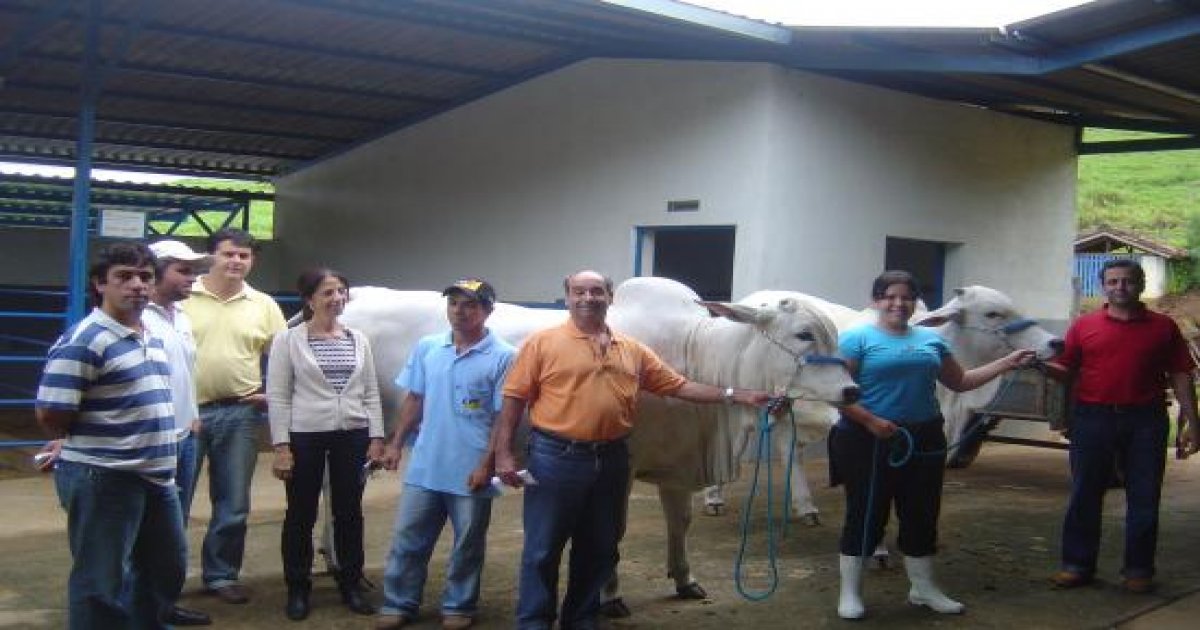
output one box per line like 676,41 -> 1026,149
36,241 -> 186,629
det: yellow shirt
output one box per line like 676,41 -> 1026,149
182,278 -> 287,404
503,320 -> 687,441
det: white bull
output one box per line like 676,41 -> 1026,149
703,285 -> 1063,522
339,277 -> 860,607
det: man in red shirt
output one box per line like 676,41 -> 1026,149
1047,259 -> 1199,593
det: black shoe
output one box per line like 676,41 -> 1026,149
286,585 -> 311,621
339,583 -> 376,615
164,605 -> 212,626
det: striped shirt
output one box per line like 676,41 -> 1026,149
36,308 -> 178,484
309,332 -> 356,393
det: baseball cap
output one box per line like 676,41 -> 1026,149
442,278 -> 497,307
149,240 -> 212,264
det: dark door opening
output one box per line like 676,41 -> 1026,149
885,236 -> 947,308
636,226 -> 735,301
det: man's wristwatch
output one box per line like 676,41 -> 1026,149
723,387 -> 735,404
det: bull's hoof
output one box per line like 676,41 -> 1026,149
946,455 -> 974,469
704,503 -> 725,516
676,582 -> 708,600
599,597 -> 632,618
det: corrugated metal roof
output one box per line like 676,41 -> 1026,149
0,0 -> 793,178
1,0 -> 1198,179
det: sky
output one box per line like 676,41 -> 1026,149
0,0 -> 1093,183
688,0 -> 1093,28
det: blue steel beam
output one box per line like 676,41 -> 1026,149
66,0 -> 100,326
785,15 -> 1200,74
1079,136 -> 1200,154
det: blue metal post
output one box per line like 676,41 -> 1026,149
66,0 -> 102,326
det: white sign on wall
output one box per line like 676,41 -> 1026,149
100,209 -> 146,238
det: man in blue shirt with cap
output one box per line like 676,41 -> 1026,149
376,278 -> 516,630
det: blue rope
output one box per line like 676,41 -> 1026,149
734,398 -> 795,601
857,368 -> 1027,555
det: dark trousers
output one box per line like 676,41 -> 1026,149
516,430 -> 630,630
1061,403 -> 1168,579
282,428 -> 369,586
831,418 -> 946,558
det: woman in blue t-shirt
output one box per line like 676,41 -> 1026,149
832,270 -> 1033,620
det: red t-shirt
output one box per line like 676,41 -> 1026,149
1055,304 -> 1194,405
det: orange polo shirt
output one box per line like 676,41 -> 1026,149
503,320 -> 688,441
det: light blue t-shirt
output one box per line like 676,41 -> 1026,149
838,324 -> 950,424
396,329 -> 516,497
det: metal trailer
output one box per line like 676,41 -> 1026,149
949,367 -> 1071,468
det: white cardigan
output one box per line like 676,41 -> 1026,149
266,321 -> 385,445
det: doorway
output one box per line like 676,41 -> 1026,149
885,236 -> 948,308
635,226 -> 735,301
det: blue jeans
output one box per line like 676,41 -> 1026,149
381,484 -> 493,618
176,432 -> 199,525
1061,403 -> 1169,579
516,431 -> 630,630
55,461 -> 186,630
195,401 -> 261,588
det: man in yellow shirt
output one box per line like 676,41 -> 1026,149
489,270 -> 772,630
182,228 -> 286,605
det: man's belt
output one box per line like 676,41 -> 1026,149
1077,401 -> 1164,414
200,396 -> 250,408
531,428 -> 627,453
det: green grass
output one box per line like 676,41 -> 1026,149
146,179 -> 275,239
1078,129 -> 1200,247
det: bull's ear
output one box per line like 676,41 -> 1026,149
697,300 -> 766,324
914,300 -> 961,327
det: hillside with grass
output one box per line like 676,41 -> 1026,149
1078,129 -> 1200,247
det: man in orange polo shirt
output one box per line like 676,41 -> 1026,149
487,270 -> 772,630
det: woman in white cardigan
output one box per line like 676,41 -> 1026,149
268,268 -> 385,621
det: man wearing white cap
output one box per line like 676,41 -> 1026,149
145,239 -> 213,626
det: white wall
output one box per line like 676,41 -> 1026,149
277,60 -> 776,303
277,59 -> 1076,318
759,66 -> 1076,319
1142,255 -> 1169,298
0,231 -> 289,292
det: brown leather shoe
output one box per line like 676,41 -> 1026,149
207,584 -> 250,604
1122,577 -> 1154,594
1050,570 -> 1093,588
442,614 -> 473,629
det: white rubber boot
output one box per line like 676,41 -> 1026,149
904,555 -> 965,614
838,554 -> 866,620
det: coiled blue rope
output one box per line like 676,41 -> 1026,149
734,398 -> 795,601
859,368 -> 1028,557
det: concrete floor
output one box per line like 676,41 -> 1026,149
1,442 -> 1198,629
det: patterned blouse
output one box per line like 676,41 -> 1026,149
309,331 -> 356,394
